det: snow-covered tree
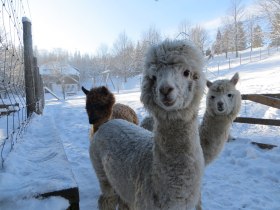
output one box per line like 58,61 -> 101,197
252,24 -> 264,48
213,29 -> 223,55
221,24 -> 235,58
236,21 -> 247,51
257,0 -> 280,46
270,13 -> 280,46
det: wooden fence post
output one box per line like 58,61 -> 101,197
22,17 -> 36,117
33,57 -> 43,114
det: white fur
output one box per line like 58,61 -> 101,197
200,73 -> 242,165
90,39 -> 206,210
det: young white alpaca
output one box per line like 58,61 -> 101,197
90,39 -> 206,210
200,73 -> 242,165
194,73 -> 242,210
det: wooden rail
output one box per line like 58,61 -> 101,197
241,94 -> 280,109
0,103 -> 19,116
234,93 -> 280,126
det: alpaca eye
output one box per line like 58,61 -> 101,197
192,73 -> 199,80
228,94 -> 233,98
183,70 -> 190,77
152,76 -> 157,81
211,96 -> 215,99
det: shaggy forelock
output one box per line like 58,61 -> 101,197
209,80 -> 236,93
144,39 -> 204,73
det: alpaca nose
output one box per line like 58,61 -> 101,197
217,101 -> 224,111
159,85 -> 174,96
218,101 -> 223,107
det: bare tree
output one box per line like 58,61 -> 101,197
177,19 -> 192,40
246,14 -> 257,51
189,25 -> 209,53
112,31 -> 135,82
227,0 -> 245,57
141,25 -> 162,46
96,44 -> 111,74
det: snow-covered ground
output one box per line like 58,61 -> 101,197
0,50 -> 280,210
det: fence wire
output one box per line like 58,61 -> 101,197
0,0 -> 32,168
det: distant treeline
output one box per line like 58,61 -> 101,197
35,0 -> 280,82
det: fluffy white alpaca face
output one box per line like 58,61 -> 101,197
207,73 -> 240,116
148,63 -> 199,111
141,40 -> 205,115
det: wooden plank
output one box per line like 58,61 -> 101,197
234,117 -> 280,126
0,103 -> 19,116
39,187 -> 79,210
241,94 -> 280,109
251,141 -> 277,150
0,103 -> 19,109
261,94 -> 280,99
44,86 -> 61,100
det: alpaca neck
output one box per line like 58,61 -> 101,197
151,116 -> 204,203
93,115 -> 112,132
200,111 -> 233,165
154,117 -> 199,152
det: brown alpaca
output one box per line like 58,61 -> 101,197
82,86 -> 138,137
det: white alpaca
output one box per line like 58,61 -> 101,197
141,73 -> 241,165
90,39 -> 206,210
140,115 -> 154,131
200,73 -> 241,165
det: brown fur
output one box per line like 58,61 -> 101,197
112,103 -> 139,125
82,86 -> 139,135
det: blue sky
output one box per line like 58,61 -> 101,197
28,0 -> 255,54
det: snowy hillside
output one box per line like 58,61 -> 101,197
0,49 -> 280,210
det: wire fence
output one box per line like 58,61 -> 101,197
205,46 -> 280,76
0,0 -> 43,169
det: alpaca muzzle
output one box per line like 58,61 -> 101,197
217,102 -> 224,112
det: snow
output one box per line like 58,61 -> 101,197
0,49 -> 280,210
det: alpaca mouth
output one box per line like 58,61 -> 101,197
217,107 -> 224,112
162,99 -> 175,107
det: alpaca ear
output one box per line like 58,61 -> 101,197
230,73 -> 239,86
206,80 -> 213,88
100,86 -> 109,94
81,86 -> 89,95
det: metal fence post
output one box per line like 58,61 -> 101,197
22,17 -> 36,117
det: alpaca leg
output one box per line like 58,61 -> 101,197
118,198 -> 130,210
98,180 -> 118,210
195,192 -> 202,210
